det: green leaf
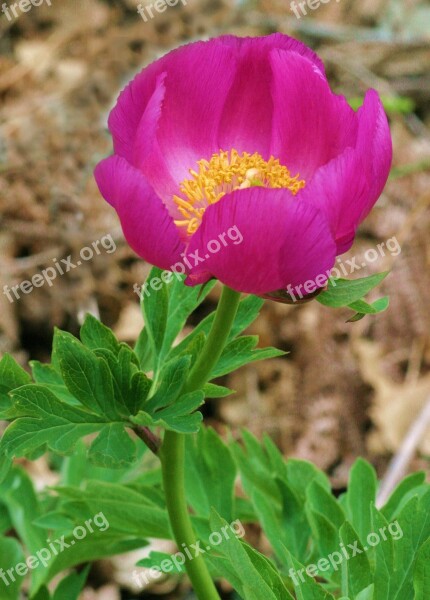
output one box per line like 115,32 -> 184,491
134,327 -> 152,371
212,336 -> 285,378
93,346 -> 142,417
137,551 -> 185,574
228,295 -> 264,339
349,95 -> 415,115
346,297 -> 389,322
345,459 -> 378,545
138,269 -> 215,372
156,390 -> 204,419
317,273 -> 389,309
306,509 -> 340,582
31,587 -> 51,600
242,546 -> 294,600
30,361 -> 79,406
0,353 -> 31,414
381,471 -> 426,520
185,427 -> 236,520
88,423 -> 137,468
157,412 -> 203,434
203,383 -> 235,398
388,491 -> 430,600
56,480 -> 170,539
50,433 -> 151,489
236,438 -> 325,563
141,267 -> 169,372
0,537 -> 25,600
284,458 -> 331,498
32,512 -> 75,530
80,314 -> 121,355
0,456 -> 12,484
43,532 -> 146,590
347,297 -> 389,315
252,482 -> 310,563
131,390 -> 205,434
132,394 -> 204,434
306,481 -> 346,530
381,95 -> 415,116
129,371 -> 152,416
0,353 -> 31,390
355,584 -> 375,600
339,521 -> 372,598
413,537 -> 430,599
145,356 -> 191,412
177,331 -> 206,365
209,509 -> 293,600
129,411 -> 153,428
54,330 -> 119,420
0,385 -> 105,458
279,462 -> 330,561
282,550 -> 336,600
369,505 -> 394,599
159,274 -> 216,361
52,566 -> 90,600
0,467 -> 48,590
232,431 -> 280,502
232,433 -> 329,564
0,498 -> 12,533
170,294 -> 265,360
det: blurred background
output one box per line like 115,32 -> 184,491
1,0 -> 430,597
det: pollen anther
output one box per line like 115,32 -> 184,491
173,149 -> 306,235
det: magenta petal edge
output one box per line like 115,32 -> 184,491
94,33 -> 393,298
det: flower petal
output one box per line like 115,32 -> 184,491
270,49 -> 358,179
108,34 -> 329,186
108,39 -> 237,183
299,90 -> 392,254
219,33 -> 326,75
94,156 -> 184,269
355,89 -> 393,219
154,42 -> 237,185
131,72 -> 180,215
216,34 -> 325,158
217,39 -> 275,158
299,148 -> 370,254
184,187 -> 337,295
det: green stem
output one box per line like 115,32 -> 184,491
184,285 -> 242,393
160,286 -> 241,600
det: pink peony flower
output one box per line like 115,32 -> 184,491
95,34 -> 392,297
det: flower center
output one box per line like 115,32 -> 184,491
173,149 -> 306,235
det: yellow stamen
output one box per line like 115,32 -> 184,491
173,149 -> 306,235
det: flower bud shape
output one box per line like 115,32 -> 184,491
95,34 -> 392,298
